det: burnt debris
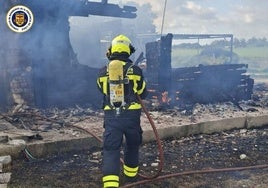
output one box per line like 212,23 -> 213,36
0,0 -> 137,111
145,33 -> 254,108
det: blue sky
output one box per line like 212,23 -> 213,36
109,0 -> 268,39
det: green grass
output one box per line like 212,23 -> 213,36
171,46 -> 268,82
233,47 -> 268,58
234,47 -> 268,79
172,48 -> 201,58
172,46 -> 268,59
171,48 -> 202,67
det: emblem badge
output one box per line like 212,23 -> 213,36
15,12 -> 26,26
6,5 -> 34,33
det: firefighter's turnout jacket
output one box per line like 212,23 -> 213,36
97,58 -> 147,111
97,55 -> 147,188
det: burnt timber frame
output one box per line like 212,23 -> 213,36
145,33 -> 254,108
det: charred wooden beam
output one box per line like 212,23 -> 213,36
145,34 -> 254,107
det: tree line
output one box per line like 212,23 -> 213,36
233,37 -> 268,47
210,37 -> 268,48
174,37 -> 268,49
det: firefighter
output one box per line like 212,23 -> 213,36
97,34 -> 148,187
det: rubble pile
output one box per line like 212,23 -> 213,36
0,82 -> 267,188
251,83 -> 268,107
144,34 -> 254,108
0,83 -> 267,136
0,155 -> 12,187
171,64 -> 254,105
1,1 -> 136,110
1,106 -> 98,129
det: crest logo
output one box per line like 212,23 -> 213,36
15,13 -> 26,26
6,5 -> 34,33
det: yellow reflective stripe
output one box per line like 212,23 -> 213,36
103,182 -> 119,188
104,103 -> 141,110
127,103 -> 141,109
124,164 -> 139,172
104,105 -> 112,110
128,75 -> 141,93
99,76 -> 108,95
102,175 -> 119,182
137,81 -> 146,95
123,165 -> 139,177
102,175 -> 119,188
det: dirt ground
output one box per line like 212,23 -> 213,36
8,125 -> 268,188
2,82 -> 268,187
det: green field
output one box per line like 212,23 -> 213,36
171,46 -> 268,82
172,46 -> 268,63
234,47 -> 268,58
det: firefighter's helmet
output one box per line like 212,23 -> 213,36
110,34 -> 135,55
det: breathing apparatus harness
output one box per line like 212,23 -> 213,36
107,59 -> 134,115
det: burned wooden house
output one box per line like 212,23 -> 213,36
0,1 -> 254,111
145,33 -> 254,107
0,0 -> 136,111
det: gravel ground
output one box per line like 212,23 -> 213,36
9,125 -> 268,188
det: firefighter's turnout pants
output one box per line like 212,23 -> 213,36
102,109 -> 142,188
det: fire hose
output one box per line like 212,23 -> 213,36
18,103 -> 164,179
136,95 -> 164,179
72,95 -> 164,179
121,164 -> 268,188
19,110 -> 268,187
71,100 -> 268,187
